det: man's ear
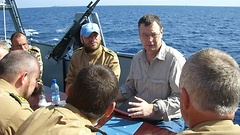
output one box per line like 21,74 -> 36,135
80,36 -> 83,44
65,84 -> 72,96
181,87 -> 190,110
19,72 -> 28,85
104,102 -> 116,117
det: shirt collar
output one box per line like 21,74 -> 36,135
192,120 -> 235,130
141,40 -> 167,61
64,103 -> 93,125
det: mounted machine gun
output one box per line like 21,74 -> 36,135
46,0 -> 100,64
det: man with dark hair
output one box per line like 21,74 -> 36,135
178,48 -> 240,134
117,14 -> 186,133
16,65 -> 119,135
0,50 -> 40,134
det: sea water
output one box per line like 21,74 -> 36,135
1,6 -> 240,61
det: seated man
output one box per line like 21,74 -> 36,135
10,32 -> 44,109
178,48 -> 240,134
0,50 -> 40,134
16,65 -> 119,135
10,32 -> 44,90
65,22 -> 121,93
117,14 -> 186,133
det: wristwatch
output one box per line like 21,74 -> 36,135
153,103 -> 159,112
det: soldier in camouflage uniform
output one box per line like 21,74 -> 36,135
10,32 -> 43,86
10,32 -> 44,109
28,45 -> 43,85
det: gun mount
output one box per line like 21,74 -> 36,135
46,0 -> 100,64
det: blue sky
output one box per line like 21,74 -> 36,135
16,0 -> 240,8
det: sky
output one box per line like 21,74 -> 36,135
14,0 -> 240,8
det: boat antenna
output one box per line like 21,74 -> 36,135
46,0 -> 100,64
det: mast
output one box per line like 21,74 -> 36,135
2,0 -> 7,40
3,0 -> 25,34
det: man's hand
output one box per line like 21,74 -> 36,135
127,96 -> 154,118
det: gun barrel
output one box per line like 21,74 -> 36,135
47,0 -> 100,63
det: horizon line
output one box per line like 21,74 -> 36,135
18,4 -> 240,9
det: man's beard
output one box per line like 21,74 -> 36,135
85,42 -> 100,53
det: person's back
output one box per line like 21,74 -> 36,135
0,50 -> 40,135
65,23 -> 120,91
16,105 -> 96,135
16,65 -> 119,135
178,48 -> 240,135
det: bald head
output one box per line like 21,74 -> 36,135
10,32 -> 29,51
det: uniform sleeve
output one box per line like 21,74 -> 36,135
65,53 -> 77,84
37,51 -> 43,85
108,53 -> 121,80
8,106 -> 33,132
153,55 -> 186,121
28,46 -> 43,85
1,95 -> 33,135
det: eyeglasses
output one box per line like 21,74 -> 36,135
140,33 -> 161,39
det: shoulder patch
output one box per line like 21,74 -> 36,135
75,47 -> 83,52
10,93 -> 28,105
104,47 -> 116,56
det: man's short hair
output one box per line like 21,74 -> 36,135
66,65 -> 119,119
180,48 -> 240,115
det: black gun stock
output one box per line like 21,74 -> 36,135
47,0 -> 100,63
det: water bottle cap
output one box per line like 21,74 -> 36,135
52,79 -> 57,83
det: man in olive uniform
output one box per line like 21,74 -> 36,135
178,48 -> 240,135
65,23 -> 121,93
16,65 -> 118,135
10,32 -> 44,109
10,32 -> 43,88
0,50 -> 40,135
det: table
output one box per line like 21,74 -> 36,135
28,85 -> 176,135
96,111 -> 176,135
28,85 -> 67,110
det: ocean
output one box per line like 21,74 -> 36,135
1,6 -> 240,60
1,5 -> 240,125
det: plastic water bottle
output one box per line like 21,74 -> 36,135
38,92 -> 47,107
51,79 -> 60,105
